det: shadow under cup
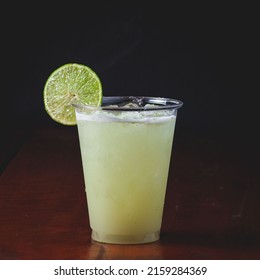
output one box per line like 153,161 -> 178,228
73,96 -> 183,244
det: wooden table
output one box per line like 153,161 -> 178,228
0,125 -> 259,260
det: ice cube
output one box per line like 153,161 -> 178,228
144,104 -> 159,109
121,102 -> 140,108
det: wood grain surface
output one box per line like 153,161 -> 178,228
0,126 -> 259,260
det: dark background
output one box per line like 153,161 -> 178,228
1,2 -> 259,171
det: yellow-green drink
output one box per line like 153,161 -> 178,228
73,96 -> 183,244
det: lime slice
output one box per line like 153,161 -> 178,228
43,63 -> 102,125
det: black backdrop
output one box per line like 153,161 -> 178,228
1,3 -> 259,171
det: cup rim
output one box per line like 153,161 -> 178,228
72,96 -> 183,111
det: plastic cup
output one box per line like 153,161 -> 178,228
73,96 -> 183,244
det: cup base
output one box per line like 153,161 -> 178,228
91,230 -> 160,244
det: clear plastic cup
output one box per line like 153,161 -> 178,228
73,96 -> 183,244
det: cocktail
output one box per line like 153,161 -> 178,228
73,96 -> 182,243
43,64 -> 183,244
